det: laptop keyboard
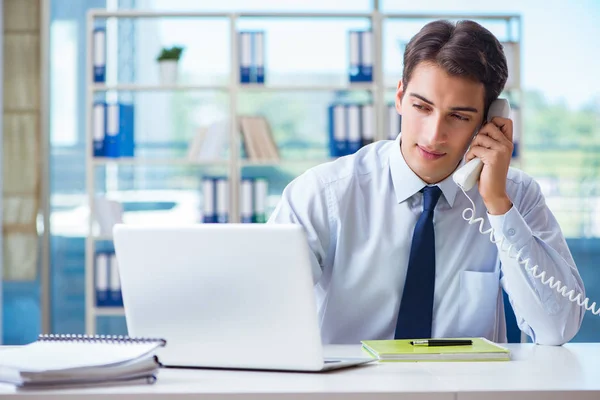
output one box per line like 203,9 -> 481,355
324,360 -> 341,364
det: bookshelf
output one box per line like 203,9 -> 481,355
84,9 -> 522,334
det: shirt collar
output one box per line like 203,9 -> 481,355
388,134 -> 461,208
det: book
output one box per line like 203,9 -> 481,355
0,334 -> 166,389
239,116 -> 279,161
361,337 -> 510,362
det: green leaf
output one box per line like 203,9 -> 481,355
157,46 -> 184,61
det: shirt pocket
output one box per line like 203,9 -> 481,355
458,270 -> 500,338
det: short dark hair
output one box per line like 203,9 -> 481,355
402,20 -> 508,119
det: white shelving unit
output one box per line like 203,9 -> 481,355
85,8 -> 522,334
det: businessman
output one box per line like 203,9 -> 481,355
268,20 -> 586,345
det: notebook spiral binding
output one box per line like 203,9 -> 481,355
37,334 -> 167,346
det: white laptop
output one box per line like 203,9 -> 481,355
112,223 -> 374,372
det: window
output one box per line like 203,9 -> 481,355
2,0 -> 592,344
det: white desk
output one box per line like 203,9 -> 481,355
1,343 -> 599,400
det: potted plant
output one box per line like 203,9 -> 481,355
156,46 -> 184,84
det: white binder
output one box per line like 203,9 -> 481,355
241,178 -> 253,223
202,177 -> 215,223
253,178 -> 268,223
95,253 -> 109,306
240,32 -> 252,83
360,31 -> 373,81
347,104 -> 361,153
105,103 -> 120,157
361,104 -> 374,145
216,178 -> 229,223
109,253 -> 121,306
254,31 -> 265,83
349,31 -> 360,79
334,104 -> 347,152
93,102 -> 105,156
93,28 -> 106,82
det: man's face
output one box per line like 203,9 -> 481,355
396,62 -> 486,184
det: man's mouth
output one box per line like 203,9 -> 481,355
417,145 -> 446,160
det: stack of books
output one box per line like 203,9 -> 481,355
239,116 -> 280,161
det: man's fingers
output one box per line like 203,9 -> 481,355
471,133 -> 504,151
489,116 -> 513,143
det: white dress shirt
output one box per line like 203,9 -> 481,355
268,135 -> 586,345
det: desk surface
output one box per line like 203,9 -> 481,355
1,343 -> 599,400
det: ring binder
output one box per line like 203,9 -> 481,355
37,334 -> 167,346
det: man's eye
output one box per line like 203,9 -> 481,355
412,104 -> 425,110
452,113 -> 469,121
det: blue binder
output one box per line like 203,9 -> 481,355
119,103 -> 135,157
348,31 -> 360,83
95,252 -> 110,307
93,28 -> 106,83
348,30 -> 373,83
93,102 -> 106,157
253,31 -> 265,84
239,31 -> 251,84
241,177 -> 254,223
215,177 -> 229,223
252,178 -> 268,223
328,104 -> 348,157
360,103 -> 374,147
359,31 -> 373,82
108,252 -> 123,307
202,176 -> 217,223
347,104 -> 362,154
104,103 -> 120,158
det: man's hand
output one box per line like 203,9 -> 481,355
465,117 -> 514,215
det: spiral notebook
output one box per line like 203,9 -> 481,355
0,334 -> 166,389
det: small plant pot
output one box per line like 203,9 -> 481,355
158,60 -> 179,85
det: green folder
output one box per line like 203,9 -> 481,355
361,337 -> 511,362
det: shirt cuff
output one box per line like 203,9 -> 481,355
487,205 -> 533,250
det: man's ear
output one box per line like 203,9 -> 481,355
395,80 -> 404,115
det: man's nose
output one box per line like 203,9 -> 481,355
424,115 -> 446,144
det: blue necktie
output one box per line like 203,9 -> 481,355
394,185 -> 442,339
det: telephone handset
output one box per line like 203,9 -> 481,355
452,98 -> 511,191
452,98 -> 599,319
